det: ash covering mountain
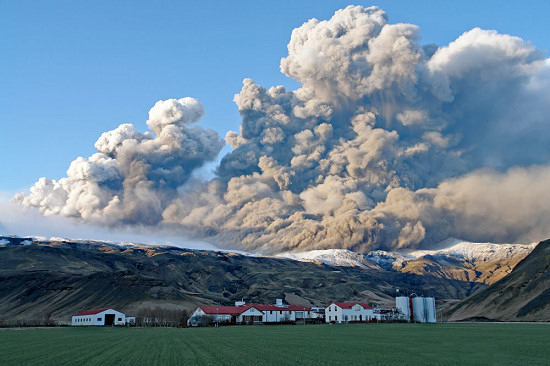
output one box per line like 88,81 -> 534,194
14,6 -> 550,253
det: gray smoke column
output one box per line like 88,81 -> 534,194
15,6 -> 550,253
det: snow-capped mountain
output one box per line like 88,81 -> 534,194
279,249 -> 373,268
2,234 -> 538,285
277,239 -> 538,284
408,238 -> 537,262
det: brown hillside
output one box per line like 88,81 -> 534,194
0,238 -> 482,325
447,239 -> 550,321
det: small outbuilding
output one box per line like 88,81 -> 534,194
71,308 -> 128,326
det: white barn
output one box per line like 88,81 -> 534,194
72,308 -> 128,326
325,302 -> 373,323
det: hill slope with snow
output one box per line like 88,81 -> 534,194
277,239 -> 537,284
447,238 -> 550,321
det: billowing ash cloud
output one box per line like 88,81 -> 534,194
15,6 -> 550,253
15,98 -> 224,225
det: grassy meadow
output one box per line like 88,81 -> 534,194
0,323 -> 548,365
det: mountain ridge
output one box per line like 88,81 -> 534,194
0,235 -> 485,325
278,239 -> 536,285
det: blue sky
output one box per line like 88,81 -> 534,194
1,1 -> 550,244
2,0 -> 549,193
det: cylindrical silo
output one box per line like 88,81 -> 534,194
412,297 -> 426,322
395,296 -> 410,320
424,297 -> 436,323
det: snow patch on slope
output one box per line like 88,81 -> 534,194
409,239 -> 538,262
277,239 -> 538,268
279,249 -> 370,268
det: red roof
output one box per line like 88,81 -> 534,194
331,302 -> 373,309
198,305 -> 254,315
197,304 -> 311,315
250,304 -> 311,312
74,308 -> 110,316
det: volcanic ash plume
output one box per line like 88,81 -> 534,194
15,6 -> 550,253
15,98 -> 224,226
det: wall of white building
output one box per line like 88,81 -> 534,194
262,309 -> 294,322
325,304 -> 373,323
237,307 -> 264,323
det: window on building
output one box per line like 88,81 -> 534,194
97,318 -> 102,321
118,318 -> 122,321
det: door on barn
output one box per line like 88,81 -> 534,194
105,314 -> 115,326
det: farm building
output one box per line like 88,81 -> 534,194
311,307 -> 325,321
187,300 -> 314,326
395,295 -> 436,323
372,308 -> 396,321
187,304 -> 264,326
253,304 -> 312,322
71,308 -> 134,326
325,302 -> 373,323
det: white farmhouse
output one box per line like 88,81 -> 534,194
187,300 -> 314,326
325,302 -> 373,323
72,308 -> 128,326
187,305 -> 265,326
254,304 -> 311,323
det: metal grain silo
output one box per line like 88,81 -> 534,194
395,296 -> 411,320
412,296 -> 426,322
424,297 -> 436,323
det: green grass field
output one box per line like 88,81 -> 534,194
0,323 -> 548,365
